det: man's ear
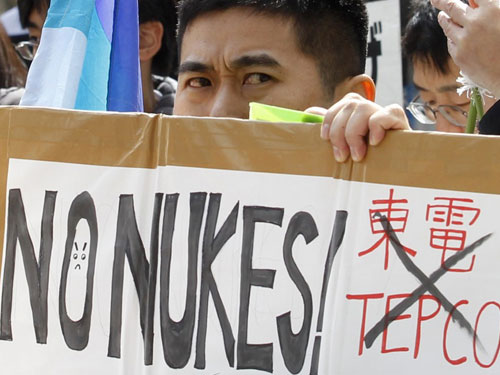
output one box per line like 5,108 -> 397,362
139,21 -> 163,62
333,74 -> 376,102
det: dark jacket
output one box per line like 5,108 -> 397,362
479,100 -> 500,135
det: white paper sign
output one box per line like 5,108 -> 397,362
1,159 -> 500,374
366,0 -> 404,106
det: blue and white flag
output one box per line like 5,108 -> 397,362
20,0 -> 143,112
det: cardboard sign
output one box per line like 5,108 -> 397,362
1,107 -> 500,374
366,0 -> 404,106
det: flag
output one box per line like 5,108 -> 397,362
20,0 -> 143,112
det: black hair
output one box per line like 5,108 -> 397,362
139,0 -> 178,77
177,0 -> 369,96
402,0 -> 467,75
17,0 -> 50,29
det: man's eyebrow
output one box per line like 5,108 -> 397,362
230,54 -> 281,70
413,82 -> 428,92
178,61 -> 213,74
413,83 -> 460,94
437,84 -> 460,93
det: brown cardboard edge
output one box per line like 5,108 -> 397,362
2,107 -> 500,267
3,107 -> 500,190
354,130 -> 500,195
2,107 -> 337,174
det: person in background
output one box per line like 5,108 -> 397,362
16,0 -> 178,114
0,22 -> 26,104
323,0 -> 500,163
16,0 -> 45,50
138,0 -> 177,114
402,0 -> 495,133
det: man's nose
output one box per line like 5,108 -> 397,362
209,86 -> 249,119
435,113 -> 450,132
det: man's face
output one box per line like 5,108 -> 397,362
26,8 -> 47,44
412,59 -> 470,133
173,8 -> 332,118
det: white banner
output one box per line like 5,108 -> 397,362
1,159 -> 500,373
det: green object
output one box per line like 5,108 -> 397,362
249,102 -> 324,123
472,87 -> 484,120
465,98 -> 477,134
465,88 -> 484,134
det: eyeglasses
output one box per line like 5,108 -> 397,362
15,40 -> 39,61
406,95 -> 469,128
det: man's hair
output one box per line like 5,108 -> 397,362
139,0 -> 178,77
402,0 -> 467,75
177,0 -> 369,96
18,0 -> 178,77
17,0 -> 50,29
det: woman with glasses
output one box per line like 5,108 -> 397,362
402,0 -> 496,133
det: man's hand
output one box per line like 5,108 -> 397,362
308,93 -> 410,163
432,0 -> 500,98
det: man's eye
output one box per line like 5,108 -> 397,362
421,97 -> 434,106
187,77 -> 211,88
244,73 -> 272,85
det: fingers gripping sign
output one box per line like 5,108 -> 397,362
312,93 -> 410,163
368,104 -> 410,144
320,93 -> 380,162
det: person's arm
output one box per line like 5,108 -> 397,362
431,0 -> 500,98
309,93 -> 411,162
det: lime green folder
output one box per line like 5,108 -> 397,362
249,102 -> 324,123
